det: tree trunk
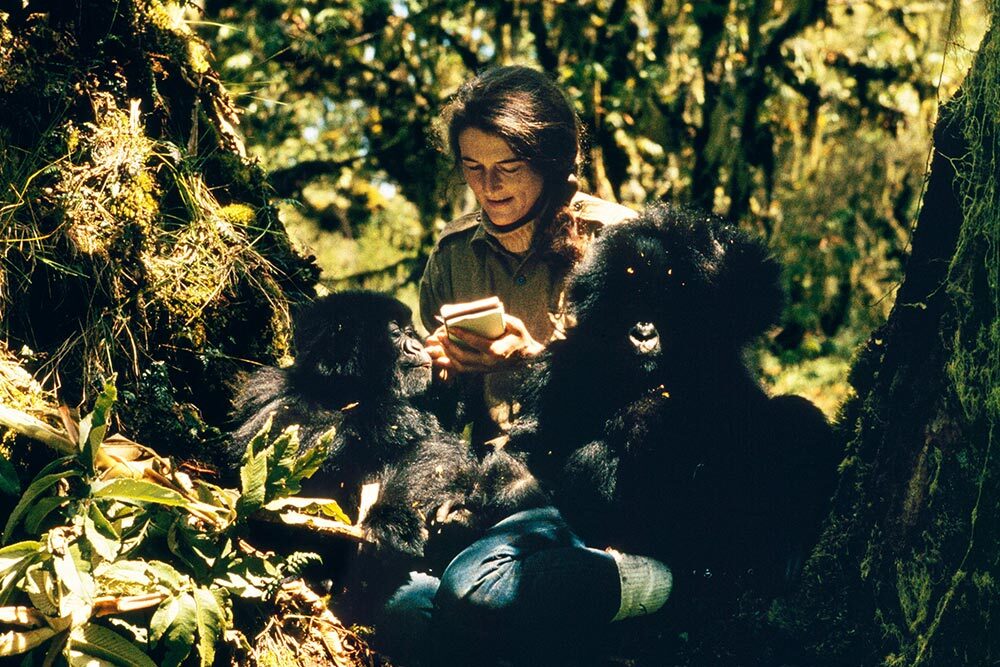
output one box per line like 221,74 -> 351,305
775,14 -> 999,666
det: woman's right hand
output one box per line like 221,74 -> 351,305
424,314 -> 544,378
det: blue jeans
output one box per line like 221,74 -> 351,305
379,506 -> 621,665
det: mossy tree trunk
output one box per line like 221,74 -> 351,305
778,8 -> 999,666
0,1 -> 317,456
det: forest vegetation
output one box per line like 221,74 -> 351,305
0,0 -> 996,665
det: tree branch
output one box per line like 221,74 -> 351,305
0,406 -> 75,454
528,2 -> 558,72
268,156 -> 367,197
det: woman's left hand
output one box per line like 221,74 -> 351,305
424,314 -> 544,374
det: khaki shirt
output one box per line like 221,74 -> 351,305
419,191 -> 637,436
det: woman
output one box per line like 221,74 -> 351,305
419,65 -> 636,444
379,66 -> 672,665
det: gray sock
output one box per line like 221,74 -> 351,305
607,548 -> 673,621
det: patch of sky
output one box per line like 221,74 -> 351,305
377,181 -> 400,198
392,0 -> 410,18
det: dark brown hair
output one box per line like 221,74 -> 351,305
440,66 -> 585,268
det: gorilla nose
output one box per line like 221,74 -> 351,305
403,337 -> 424,355
629,322 -> 661,355
402,337 -> 432,367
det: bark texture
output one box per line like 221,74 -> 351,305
776,13 -> 999,667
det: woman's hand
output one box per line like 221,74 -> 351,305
425,314 -> 544,376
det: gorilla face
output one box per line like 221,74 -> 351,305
390,319 -> 433,398
566,205 -> 783,383
291,291 -> 432,403
572,226 -> 715,376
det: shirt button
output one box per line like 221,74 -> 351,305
515,275 -> 527,286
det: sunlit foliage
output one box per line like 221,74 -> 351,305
195,0 -> 987,412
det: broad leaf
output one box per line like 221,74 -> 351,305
25,567 -> 59,616
151,593 -> 196,667
91,479 -> 187,507
0,454 -> 19,496
269,425 -> 302,483
263,496 -> 352,524
0,625 -> 58,657
0,541 -> 43,605
243,414 -> 274,461
32,455 -> 77,479
288,427 -> 335,488
144,560 -> 184,592
93,561 -> 152,589
84,513 -> 119,563
69,622 -> 156,667
80,381 -> 117,474
53,547 -> 95,621
23,497 -> 69,535
3,472 -> 80,543
237,448 -> 267,516
193,587 -> 226,667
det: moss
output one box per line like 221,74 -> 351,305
0,5 -> 315,455
896,557 -> 933,633
141,0 -> 212,75
218,203 -> 256,226
58,98 -> 159,257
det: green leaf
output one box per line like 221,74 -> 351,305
33,455 -> 77,479
263,496 -> 352,524
178,531 -> 228,569
53,547 -> 95,619
0,454 -> 19,496
0,625 -> 58,657
23,496 -> 69,535
244,414 -> 274,460
237,447 -> 267,516
0,540 -> 43,605
93,560 -> 151,588
25,567 -> 59,616
151,593 -> 196,667
288,427 -> 335,487
270,424 -> 303,480
149,595 -> 180,643
193,587 -> 226,667
145,560 -> 185,592
91,479 -> 188,507
3,472 -> 80,544
84,513 -> 119,563
69,622 -> 156,667
80,381 -> 117,473
214,570 -> 266,600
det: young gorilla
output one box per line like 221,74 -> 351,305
510,204 -> 839,600
228,291 -> 480,565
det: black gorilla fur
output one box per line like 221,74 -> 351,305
511,204 -> 839,591
228,291 -> 479,560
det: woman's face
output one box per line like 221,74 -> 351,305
458,128 -> 545,227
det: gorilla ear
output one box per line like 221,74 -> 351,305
715,228 -> 785,342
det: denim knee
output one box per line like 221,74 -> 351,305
378,571 -> 441,662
